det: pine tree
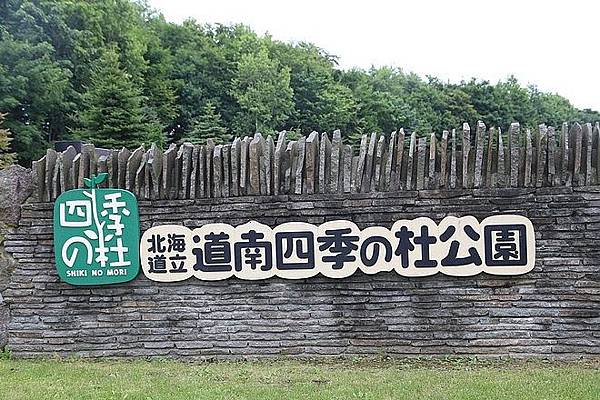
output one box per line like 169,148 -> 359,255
76,48 -> 163,149
0,113 -> 16,169
231,46 -> 294,133
180,102 -> 229,144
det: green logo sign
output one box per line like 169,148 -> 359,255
53,173 -> 140,285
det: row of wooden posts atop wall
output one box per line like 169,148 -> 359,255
31,121 -> 600,202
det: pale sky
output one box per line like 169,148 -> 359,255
148,0 -> 600,111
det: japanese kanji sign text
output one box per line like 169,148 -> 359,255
53,174 -> 140,285
140,215 -> 535,282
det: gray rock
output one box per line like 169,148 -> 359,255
205,139 -> 215,198
107,149 -> 119,188
89,146 -> 98,178
148,144 -> 163,199
274,131 -> 286,195
222,144 -> 231,197
60,146 -> 77,192
462,122 -> 471,189
198,145 -> 206,198
231,138 -> 241,197
384,131 -> 396,191
342,144 -> 352,193
330,130 -> 342,193
51,152 -> 61,200
353,134 -> 368,193
286,140 -> 297,194
450,129 -> 457,189
536,125 -> 548,188
70,154 -> 79,192
406,132 -> 416,190
595,123 -> 600,185
394,129 -> 405,191
295,137 -> 306,195
496,127 -> 506,187
126,146 -> 144,193
428,132 -> 436,189
362,132 -> 377,192
319,132 -> 331,193
373,134 -> 385,191
0,166 -> 30,348
249,134 -> 262,196
560,122 -> 570,185
78,143 -> 94,189
304,131 -> 319,194
45,149 -> 57,201
583,123 -> 592,186
547,126 -> 556,186
0,165 -> 33,226
279,137 -> 292,196
31,156 -> 46,202
143,151 -> 152,200
190,145 -> 200,199
570,123 -> 582,186
524,129 -> 532,187
180,143 -> 193,199
416,136 -> 426,190
263,136 -> 274,195
440,130 -> 448,188
135,151 -> 148,199
474,121 -> 485,188
240,137 -> 250,194
351,153 -> 358,192
97,155 -> 108,189
213,145 -> 223,198
485,127 -> 495,187
509,122 -> 520,187
161,144 -> 176,199
117,147 -> 131,189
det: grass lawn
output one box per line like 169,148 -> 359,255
0,358 -> 599,400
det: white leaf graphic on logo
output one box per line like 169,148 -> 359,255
104,234 -> 114,242
84,229 -> 98,240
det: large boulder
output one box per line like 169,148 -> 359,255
0,165 -> 33,227
0,165 -> 33,349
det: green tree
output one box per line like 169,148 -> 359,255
0,113 -> 17,168
231,46 -> 294,133
141,15 -> 179,132
341,67 -> 420,140
577,108 -> 600,123
161,22 -> 260,140
528,85 -> 576,127
1,0 -> 154,133
76,48 -> 162,149
179,102 -> 229,144
0,33 -> 73,164
269,42 -> 356,134
491,76 -> 535,127
1,0 -> 598,164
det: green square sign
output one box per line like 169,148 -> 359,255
53,174 -> 140,285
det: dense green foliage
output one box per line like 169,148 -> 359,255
179,101 -> 229,144
75,47 -> 163,149
1,0 -> 598,165
0,113 -> 16,168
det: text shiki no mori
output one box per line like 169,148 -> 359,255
53,176 -> 140,285
140,215 -> 535,282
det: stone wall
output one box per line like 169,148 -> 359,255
3,186 -> 600,359
31,121 -> 600,203
0,166 -> 33,350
